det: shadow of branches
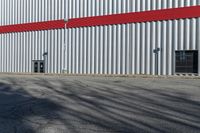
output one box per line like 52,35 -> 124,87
37,77 -> 200,133
0,76 -> 200,133
0,79 -> 65,133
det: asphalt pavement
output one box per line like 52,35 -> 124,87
0,75 -> 200,133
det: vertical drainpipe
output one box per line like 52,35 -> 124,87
43,52 -> 48,73
63,19 -> 68,73
155,51 -> 158,75
154,48 -> 160,75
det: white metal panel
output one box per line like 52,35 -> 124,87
0,0 -> 200,75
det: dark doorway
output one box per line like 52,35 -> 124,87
32,60 -> 45,73
175,50 -> 198,73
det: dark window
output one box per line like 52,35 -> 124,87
175,50 -> 198,73
40,62 -> 44,73
34,62 -> 38,73
32,60 -> 45,73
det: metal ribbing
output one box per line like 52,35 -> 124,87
0,0 -> 200,75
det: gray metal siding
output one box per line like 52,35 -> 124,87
0,0 -> 200,75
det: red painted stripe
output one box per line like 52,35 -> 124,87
0,6 -> 200,34
67,5 -> 200,28
0,20 -> 65,34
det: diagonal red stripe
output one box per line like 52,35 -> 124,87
67,5 -> 200,28
0,20 -> 65,34
0,6 -> 200,34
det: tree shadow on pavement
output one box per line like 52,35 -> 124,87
0,81 -> 65,133
1,77 -> 200,133
36,78 -> 200,133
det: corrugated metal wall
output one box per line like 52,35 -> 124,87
0,0 -> 200,75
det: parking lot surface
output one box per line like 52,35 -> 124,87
0,75 -> 200,133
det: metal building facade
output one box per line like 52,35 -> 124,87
0,0 -> 200,75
